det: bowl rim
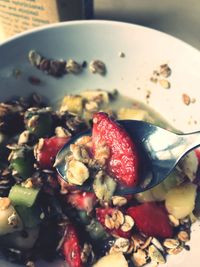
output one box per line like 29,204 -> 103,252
0,19 -> 199,55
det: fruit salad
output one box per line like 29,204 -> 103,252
0,89 -> 199,267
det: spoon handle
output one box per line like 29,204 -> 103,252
181,131 -> 200,153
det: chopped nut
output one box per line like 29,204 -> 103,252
131,234 -> 146,252
76,136 -> 92,148
22,178 -> 33,189
163,238 -> 180,249
160,64 -> 171,78
85,101 -> 99,112
177,231 -> 190,242
105,210 -> 125,230
110,238 -> 130,253
132,249 -> 147,267
18,130 -> 31,145
27,114 -> 39,130
166,246 -> 183,255
126,239 -> 135,254
182,93 -> 191,105
0,197 -> 11,210
66,59 -> 82,74
8,212 -> 19,227
112,196 -> 127,207
168,214 -> 180,227
105,215 -> 115,229
70,144 -> 91,163
150,77 -> 158,84
148,245 -> 166,264
118,52 -> 125,58
113,210 -> 125,228
55,126 -> 71,138
28,50 -> 41,66
121,215 -> 134,232
153,70 -> 160,76
159,79 -> 170,89
94,141 -> 110,166
89,60 -> 106,75
66,159 -> 89,185
48,60 -> 66,77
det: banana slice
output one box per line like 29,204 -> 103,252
93,252 -> 128,267
165,183 -> 197,219
60,95 -> 83,114
117,108 -> 154,123
81,90 -> 109,104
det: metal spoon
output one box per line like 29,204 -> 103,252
56,120 -> 200,195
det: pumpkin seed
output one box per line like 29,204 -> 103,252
148,245 -> 166,264
89,60 -> 106,75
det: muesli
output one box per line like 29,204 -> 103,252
0,88 -> 199,267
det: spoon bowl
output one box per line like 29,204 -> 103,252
56,120 -> 200,195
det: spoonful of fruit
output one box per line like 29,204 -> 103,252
56,112 -> 200,195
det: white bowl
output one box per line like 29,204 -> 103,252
0,20 -> 200,267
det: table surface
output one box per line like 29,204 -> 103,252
94,0 -> 200,50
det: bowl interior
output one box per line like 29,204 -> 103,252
1,21 -> 200,133
0,20 -> 200,267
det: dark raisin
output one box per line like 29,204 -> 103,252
48,60 -> 66,77
39,58 -> 50,72
28,76 -> 42,85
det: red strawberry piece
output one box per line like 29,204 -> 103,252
66,191 -> 97,213
96,207 -> 131,238
127,202 -> 173,238
62,224 -> 83,267
36,136 -> 69,169
195,148 -> 200,164
92,112 -> 138,187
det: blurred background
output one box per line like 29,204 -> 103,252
94,0 -> 200,50
0,0 -> 200,50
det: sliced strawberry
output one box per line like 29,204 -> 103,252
35,136 -> 69,169
62,224 -> 83,267
96,207 -> 131,238
127,202 -> 173,238
92,112 -> 138,187
66,191 -> 97,213
195,148 -> 200,164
